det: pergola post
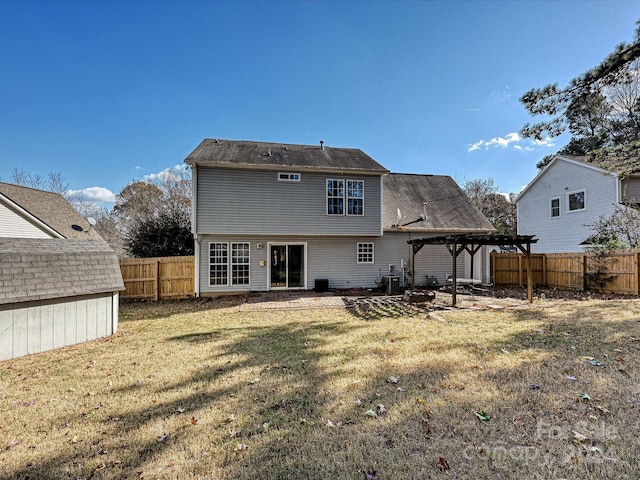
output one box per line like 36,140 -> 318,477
407,234 -> 538,306
515,241 -> 534,303
411,242 -> 424,291
451,240 -> 457,306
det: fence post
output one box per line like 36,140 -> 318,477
154,259 -> 160,301
542,255 -> 547,287
582,254 -> 587,291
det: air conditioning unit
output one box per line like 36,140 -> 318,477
382,275 -> 400,294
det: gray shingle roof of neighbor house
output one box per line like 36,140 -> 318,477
0,238 -> 125,305
184,138 -> 390,173
0,182 -> 103,240
383,173 -> 496,233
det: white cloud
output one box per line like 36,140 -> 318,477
468,132 -> 521,152
532,136 -> 555,147
143,164 -> 190,184
66,186 -> 116,203
468,133 -> 554,153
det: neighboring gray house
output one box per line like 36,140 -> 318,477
185,139 -> 494,295
0,183 -> 124,361
516,155 -> 640,253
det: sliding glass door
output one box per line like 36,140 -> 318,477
270,244 -> 305,289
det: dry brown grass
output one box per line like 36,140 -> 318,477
1,295 -> 640,479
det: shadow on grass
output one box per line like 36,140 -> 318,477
7,298 -> 640,479
7,314 -> 361,479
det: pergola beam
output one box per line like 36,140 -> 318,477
408,234 -> 538,306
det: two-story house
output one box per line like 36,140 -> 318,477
185,139 -> 495,296
516,155 -> 640,253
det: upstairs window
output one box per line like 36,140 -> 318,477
347,180 -> 364,215
278,172 -> 301,182
327,179 -> 364,215
567,190 -> 585,212
327,179 -> 344,215
550,197 -> 560,217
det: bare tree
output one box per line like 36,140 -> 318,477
587,204 -> 640,249
463,178 -> 517,236
114,167 -> 193,257
10,168 -> 69,194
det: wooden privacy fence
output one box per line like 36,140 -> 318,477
491,250 -> 640,295
119,256 -> 195,300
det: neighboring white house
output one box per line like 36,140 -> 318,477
516,155 -> 640,253
0,182 -> 124,361
184,139 -> 495,296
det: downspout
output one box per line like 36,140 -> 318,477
380,175 -> 384,236
194,236 -> 200,297
191,165 -> 200,298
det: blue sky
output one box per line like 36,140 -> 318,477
1,0 -> 638,204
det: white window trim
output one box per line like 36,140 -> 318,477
267,242 -> 308,291
357,242 -> 375,264
231,242 -> 251,286
326,178 -> 365,216
209,242 -> 229,287
208,241 -> 251,287
566,189 -> 586,213
550,197 -> 561,218
326,178 -> 345,215
278,172 -> 301,182
347,179 -> 365,216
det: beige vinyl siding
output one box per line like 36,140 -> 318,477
0,202 -> 52,238
0,293 -> 118,361
195,168 -> 382,236
517,160 -> 619,253
621,177 -> 640,203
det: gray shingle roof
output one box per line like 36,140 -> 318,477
0,238 -> 124,305
383,173 -> 495,233
184,139 -> 389,173
0,182 -> 103,240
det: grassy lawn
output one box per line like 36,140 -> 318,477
1,295 -> 640,479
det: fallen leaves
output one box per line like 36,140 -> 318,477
222,414 -> 236,424
234,443 -> 248,452
437,456 -> 450,471
474,411 -> 491,422
581,356 -> 604,366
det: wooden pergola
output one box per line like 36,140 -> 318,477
408,234 -> 538,305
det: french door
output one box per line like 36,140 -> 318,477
269,244 -> 305,289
